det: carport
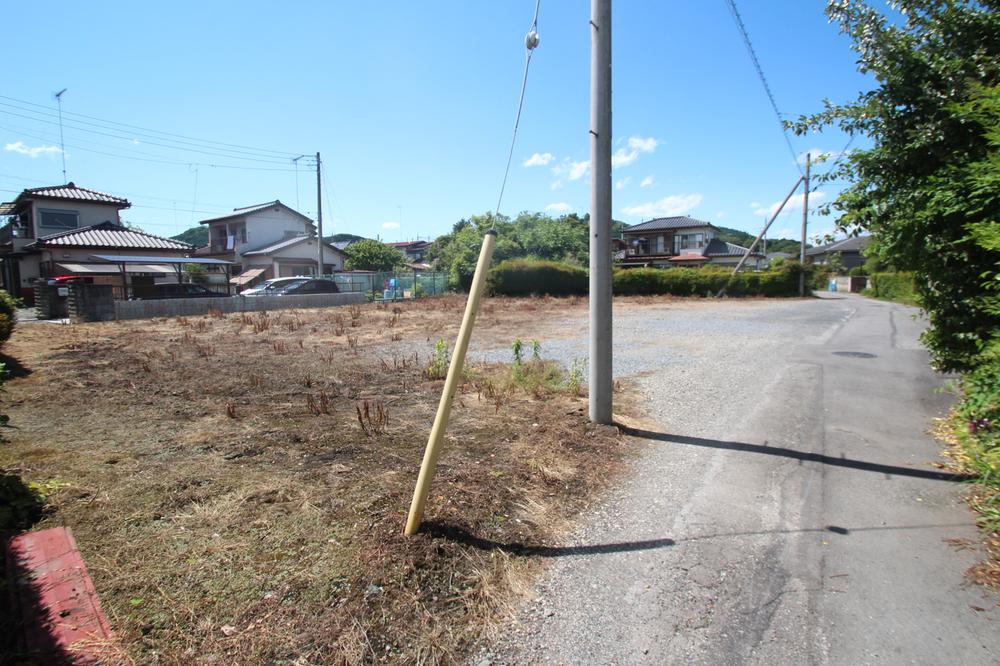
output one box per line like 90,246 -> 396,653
84,254 -> 235,298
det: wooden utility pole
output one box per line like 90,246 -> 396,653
799,153 -> 810,296
316,152 -> 324,276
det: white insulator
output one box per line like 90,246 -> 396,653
525,30 -> 540,50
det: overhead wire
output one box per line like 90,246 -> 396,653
493,0 -> 542,227
722,0 -> 803,175
0,95 -> 303,160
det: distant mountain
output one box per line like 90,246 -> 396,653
325,233 -> 368,244
171,226 -> 208,247
715,225 -> 808,254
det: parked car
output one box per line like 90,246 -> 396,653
271,278 -> 340,295
143,283 -> 224,299
239,277 -> 308,297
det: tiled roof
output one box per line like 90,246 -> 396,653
242,235 -> 346,256
387,240 -> 430,248
806,236 -> 871,256
704,239 -> 760,257
623,216 -> 717,233
0,203 -> 15,215
198,200 -> 315,230
29,222 -> 193,251
13,182 -> 130,207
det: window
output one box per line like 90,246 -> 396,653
38,209 -> 79,230
654,235 -> 665,254
674,233 -> 705,253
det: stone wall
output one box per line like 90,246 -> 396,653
113,292 -> 366,320
33,284 -> 67,319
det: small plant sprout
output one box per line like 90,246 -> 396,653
512,339 -> 524,367
567,358 -> 584,396
531,339 -> 541,362
426,339 -> 449,380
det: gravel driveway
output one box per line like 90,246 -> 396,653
474,294 -> 999,665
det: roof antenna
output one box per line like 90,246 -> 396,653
54,88 -> 68,182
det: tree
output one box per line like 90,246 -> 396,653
794,0 -> 1000,371
345,239 -> 407,272
172,226 -> 209,247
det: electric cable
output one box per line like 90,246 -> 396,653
493,0 -> 542,228
722,0 -> 803,175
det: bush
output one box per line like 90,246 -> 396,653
613,262 -> 811,298
488,259 -> 587,296
0,289 -> 17,348
848,266 -> 866,277
869,272 -> 917,304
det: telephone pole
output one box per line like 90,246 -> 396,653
589,0 -> 613,424
315,152 -> 324,276
799,153 -> 810,296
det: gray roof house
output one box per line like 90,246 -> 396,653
619,216 -> 763,269
805,236 -> 872,270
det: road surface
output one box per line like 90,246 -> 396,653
478,293 -> 998,665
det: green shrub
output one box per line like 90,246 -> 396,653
488,259 -> 587,296
869,272 -> 917,305
613,262 -> 810,297
954,339 -> 1000,530
0,289 -> 17,349
848,266 -> 866,277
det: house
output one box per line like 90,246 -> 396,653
193,200 -> 346,288
0,183 -> 192,303
805,236 -> 872,270
619,216 -> 763,269
386,240 -> 431,264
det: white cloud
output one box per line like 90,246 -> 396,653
612,136 -> 659,169
622,193 -> 703,218
797,147 -> 844,166
716,211 -> 726,219
615,177 -> 631,191
5,141 -> 62,158
640,175 -> 654,188
568,160 -> 589,180
382,221 -> 400,230
523,152 -> 554,167
545,202 -> 572,213
751,191 -> 827,218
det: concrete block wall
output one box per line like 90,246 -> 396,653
68,284 -> 116,322
113,292 -> 366,320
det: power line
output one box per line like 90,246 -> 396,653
0,105 -> 295,165
0,94 -> 303,160
494,0 -> 542,221
722,0 -> 803,175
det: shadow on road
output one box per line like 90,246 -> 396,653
424,521 -> 969,559
617,425 -> 974,483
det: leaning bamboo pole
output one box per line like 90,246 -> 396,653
404,230 -> 497,535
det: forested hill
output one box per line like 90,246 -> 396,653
171,226 -> 208,247
715,226 -> 807,254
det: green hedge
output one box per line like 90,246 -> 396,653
869,272 -> 917,304
613,262 -> 811,297
0,289 -> 17,348
488,259 -> 588,296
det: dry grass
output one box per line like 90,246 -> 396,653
0,296 -> 639,664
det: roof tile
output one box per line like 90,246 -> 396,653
30,222 -> 192,251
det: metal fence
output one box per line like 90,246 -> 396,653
328,271 -> 448,300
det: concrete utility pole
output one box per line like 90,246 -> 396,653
315,152 -> 324,276
589,0 -> 613,424
799,152 -> 810,296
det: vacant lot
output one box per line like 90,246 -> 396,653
1,295 -> 638,664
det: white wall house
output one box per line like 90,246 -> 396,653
195,200 -> 346,288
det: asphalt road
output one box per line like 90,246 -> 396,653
479,294 -> 999,665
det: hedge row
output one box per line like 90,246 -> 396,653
0,289 -> 16,348
488,259 -> 588,296
487,260 -> 813,298
868,272 -> 917,304
613,262 -> 811,297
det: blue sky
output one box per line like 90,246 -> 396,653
2,1 -> 871,244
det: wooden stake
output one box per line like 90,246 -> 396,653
404,230 -> 496,535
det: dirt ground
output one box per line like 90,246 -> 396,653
0,295 -> 644,664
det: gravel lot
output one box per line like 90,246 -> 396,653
472,294 -> 999,665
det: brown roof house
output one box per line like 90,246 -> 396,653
194,200 -> 346,289
619,216 -> 763,269
0,183 -> 193,303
